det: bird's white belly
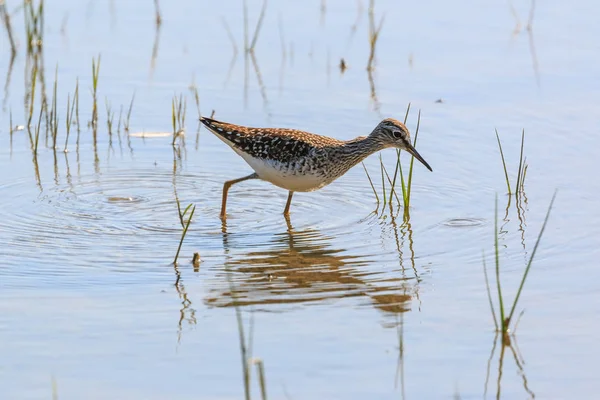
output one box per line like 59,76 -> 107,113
236,150 -> 329,192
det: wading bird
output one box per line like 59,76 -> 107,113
200,117 -> 432,218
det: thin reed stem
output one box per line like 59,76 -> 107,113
173,204 -> 196,264
381,162 -> 401,206
495,129 -> 512,194
27,65 -> 38,130
125,92 -> 135,132
389,103 -> 411,202
515,129 -> 525,194
494,195 -> 506,331
254,359 -> 268,400
362,162 -> 379,204
405,109 -> 421,207
249,0 -> 268,51
379,154 -> 387,208
483,251 -> 499,330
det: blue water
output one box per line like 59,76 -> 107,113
1,0 -> 599,398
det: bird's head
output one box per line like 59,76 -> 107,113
370,118 -> 432,171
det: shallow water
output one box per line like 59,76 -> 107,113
1,0 -> 600,398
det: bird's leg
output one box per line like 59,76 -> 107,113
221,173 -> 258,218
283,191 -> 294,216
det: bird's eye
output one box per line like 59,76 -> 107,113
392,130 -> 402,139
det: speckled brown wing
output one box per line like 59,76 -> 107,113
200,117 -> 342,163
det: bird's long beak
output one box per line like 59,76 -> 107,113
405,144 -> 433,172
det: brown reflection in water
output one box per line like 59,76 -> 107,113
484,331 -> 534,399
3,51 -> 15,111
149,0 -> 162,77
32,154 -> 42,191
221,17 -> 239,88
366,0 -> 384,114
172,262 -> 197,345
508,0 -> 540,87
207,219 -> 416,315
394,314 -> 406,399
500,189 -> 531,265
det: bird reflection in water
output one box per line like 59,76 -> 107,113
206,218 -> 416,315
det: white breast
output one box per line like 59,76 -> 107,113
234,148 -> 330,192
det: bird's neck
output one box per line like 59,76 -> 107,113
317,135 -> 388,182
338,135 -> 387,165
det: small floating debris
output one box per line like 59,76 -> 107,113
435,98 -> 444,104
107,196 -> 134,202
339,58 -> 347,73
192,252 -> 201,270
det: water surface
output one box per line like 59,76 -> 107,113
1,0 -> 600,398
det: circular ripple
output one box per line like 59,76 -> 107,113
0,168 -> 221,273
442,218 -> 487,228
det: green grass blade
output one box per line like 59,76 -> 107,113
389,150 -> 401,205
27,65 -> 38,130
515,129 -> 525,194
494,195 -> 506,332
381,162 -> 401,205
34,104 -> 43,153
171,97 -> 177,145
125,92 -> 135,132
399,156 -> 407,206
521,163 -> 528,190
495,129 -> 512,195
403,102 -> 411,124
507,190 -> 557,324
406,109 -> 421,207
482,251 -> 499,331
173,204 -> 195,264
362,162 -> 379,204
379,155 -> 387,207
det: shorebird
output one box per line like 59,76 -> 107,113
200,116 -> 432,218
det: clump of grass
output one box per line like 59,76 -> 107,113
171,94 -> 186,146
363,103 -> 424,217
483,191 -> 557,336
495,128 -> 528,195
390,107 -> 422,217
173,198 -> 196,264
